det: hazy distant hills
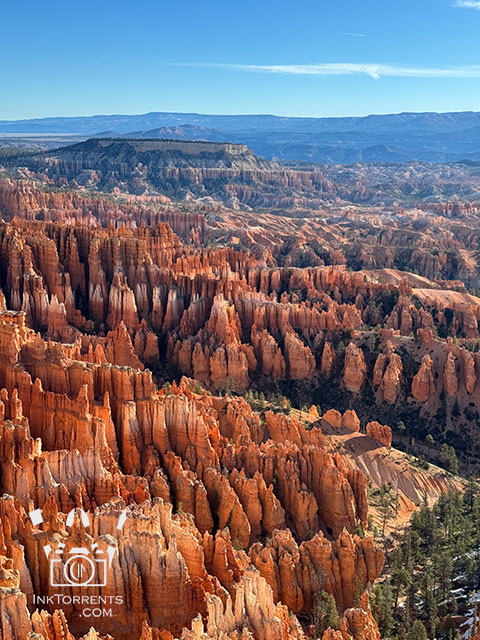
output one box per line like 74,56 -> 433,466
2,110 -> 480,163
119,124 -> 230,142
4,110 -> 480,134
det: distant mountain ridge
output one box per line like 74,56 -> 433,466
3,110 -> 480,134
3,110 -> 480,163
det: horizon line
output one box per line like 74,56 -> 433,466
2,107 -> 480,124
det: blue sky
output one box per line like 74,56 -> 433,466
2,0 -> 480,119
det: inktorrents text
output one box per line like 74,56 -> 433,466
32,594 -> 123,618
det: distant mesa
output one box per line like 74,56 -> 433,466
90,136 -> 251,155
8,136 -> 337,208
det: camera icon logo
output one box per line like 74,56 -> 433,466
49,543 -> 109,587
29,507 -> 127,588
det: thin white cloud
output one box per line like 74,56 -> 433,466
340,32 -> 367,37
453,1 -> 480,9
181,62 -> 480,80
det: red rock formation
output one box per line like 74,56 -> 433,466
2,213 -> 479,424
443,351 -> 458,396
321,341 -> 335,376
0,552 -> 35,640
251,326 -> 286,379
283,324 -> 316,380
103,322 -> 144,369
373,341 -> 403,403
0,308 -> 382,639
0,178 -> 206,240
10,139 -> 337,210
4,175 -> 479,640
417,327 -> 434,344
134,319 -> 160,366
322,593 -> 381,640
463,348 -> 476,393
411,354 -> 436,402
366,422 -> 392,448
342,410 -> 360,432
323,409 -> 342,429
343,343 -> 366,393
249,528 -> 383,614
106,273 -> 139,331
172,296 -> 255,391
177,567 -> 307,640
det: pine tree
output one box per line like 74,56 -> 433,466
425,433 -> 434,456
406,620 -> 428,640
372,579 -> 395,636
314,590 -> 339,637
443,615 -> 455,638
390,546 -> 413,614
225,376 -> 236,397
465,475 -> 478,510
397,420 -> 406,435
421,568 -> 438,639
323,592 -> 339,630
378,482 -> 399,537
440,443 -> 459,474
439,550 -> 453,601
449,446 -> 459,474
